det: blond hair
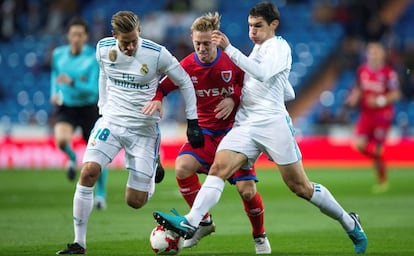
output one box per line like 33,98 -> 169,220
111,11 -> 140,33
190,12 -> 221,33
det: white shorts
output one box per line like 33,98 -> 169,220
217,114 -> 302,168
83,118 -> 160,192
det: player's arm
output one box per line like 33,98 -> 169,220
50,49 -> 61,105
212,30 -> 288,82
345,84 -> 361,108
96,47 -> 107,115
69,58 -> 100,96
158,47 -> 204,148
215,73 -> 242,120
143,75 -> 180,117
383,70 -> 402,106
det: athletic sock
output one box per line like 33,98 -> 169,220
374,156 -> 387,184
186,175 -> 224,227
310,183 -> 355,232
64,144 -> 77,162
177,173 -> 210,221
73,183 -> 94,248
242,192 -> 265,237
95,168 -> 108,199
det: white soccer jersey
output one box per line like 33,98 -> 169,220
96,37 -> 197,128
224,36 -> 294,124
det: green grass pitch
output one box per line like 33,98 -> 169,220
0,167 -> 413,255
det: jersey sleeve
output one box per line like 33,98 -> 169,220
96,43 -> 107,114
224,40 -> 291,82
154,75 -> 180,101
158,47 -> 198,120
50,49 -> 59,98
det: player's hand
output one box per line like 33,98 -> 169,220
142,100 -> 163,117
212,30 -> 230,50
186,119 -> 204,148
56,74 -> 74,86
215,97 -> 235,120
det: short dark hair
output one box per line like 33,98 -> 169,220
249,1 -> 280,24
67,17 -> 89,33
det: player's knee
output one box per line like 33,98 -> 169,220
175,163 -> 194,179
57,140 -> 67,151
126,197 -> 146,209
237,181 -> 256,201
239,189 -> 255,201
79,162 -> 101,186
126,190 -> 148,209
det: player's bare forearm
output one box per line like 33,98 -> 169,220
142,100 -> 163,117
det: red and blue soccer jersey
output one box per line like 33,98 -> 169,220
157,49 -> 257,183
157,48 -> 243,131
355,64 -> 400,143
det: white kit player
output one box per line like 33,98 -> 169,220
56,11 -> 204,255
153,2 -> 368,255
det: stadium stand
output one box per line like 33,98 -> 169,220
0,0 -> 412,137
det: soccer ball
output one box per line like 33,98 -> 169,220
150,224 -> 184,255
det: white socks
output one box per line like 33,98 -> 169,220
186,175 -> 224,227
310,183 -> 355,232
73,183 -> 94,248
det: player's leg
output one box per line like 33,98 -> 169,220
153,126 -> 256,238
155,154 -> 165,183
95,168 -> 108,209
57,120 -> 120,254
175,153 -> 216,248
371,122 -> 391,193
82,108 -> 110,209
124,131 -> 160,208
54,121 -> 76,181
235,178 -> 271,254
278,162 -> 368,254
187,149 -> 246,226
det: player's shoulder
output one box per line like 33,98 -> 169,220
83,44 -> 96,55
53,45 -> 70,56
141,38 -> 164,52
180,52 -> 197,67
97,37 -> 116,49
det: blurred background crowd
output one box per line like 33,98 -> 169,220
0,0 -> 413,138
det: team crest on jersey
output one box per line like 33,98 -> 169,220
89,139 -> 96,147
109,50 -> 117,62
221,71 -> 232,83
141,64 -> 149,74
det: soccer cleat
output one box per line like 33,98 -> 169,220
66,160 -> 76,181
56,243 -> 86,255
155,156 -> 165,184
254,234 -> 272,254
153,209 -> 196,239
183,220 -> 216,248
371,182 -> 389,194
95,196 -> 107,210
347,212 -> 368,254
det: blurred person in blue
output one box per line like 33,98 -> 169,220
56,11 -> 203,255
153,2 -> 368,254
50,17 -> 108,208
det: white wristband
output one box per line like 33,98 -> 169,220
376,95 -> 387,107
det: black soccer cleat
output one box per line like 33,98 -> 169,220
155,156 -> 165,184
56,243 -> 86,255
66,160 -> 76,181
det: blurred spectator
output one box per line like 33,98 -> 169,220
0,0 -> 17,41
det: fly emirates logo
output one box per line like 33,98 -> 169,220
195,85 -> 234,97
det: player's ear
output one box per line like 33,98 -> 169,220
112,30 -> 117,38
271,19 -> 279,30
